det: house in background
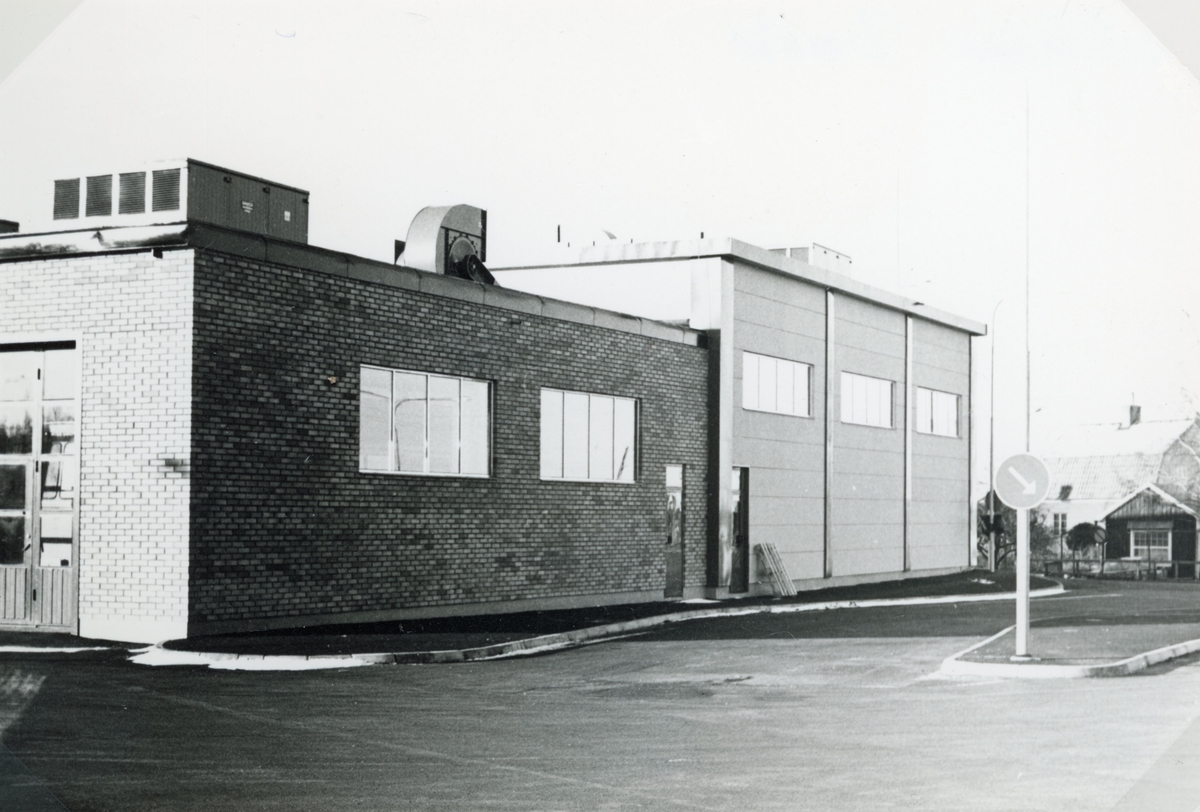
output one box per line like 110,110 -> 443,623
1042,411 -> 1200,567
1103,484 -> 1197,570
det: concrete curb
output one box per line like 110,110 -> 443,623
938,626 -> 1200,679
150,584 -> 1065,669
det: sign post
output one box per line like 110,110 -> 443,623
995,453 -> 1051,660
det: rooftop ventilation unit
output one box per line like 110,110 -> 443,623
396,204 -> 493,284
48,159 -> 309,243
771,243 -> 853,276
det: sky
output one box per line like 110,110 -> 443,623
2,0 -> 1199,496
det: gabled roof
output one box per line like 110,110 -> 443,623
1105,483 -> 1198,521
1045,417 -> 1200,502
1046,454 -> 1163,501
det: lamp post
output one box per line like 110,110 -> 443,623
989,299 -> 1003,572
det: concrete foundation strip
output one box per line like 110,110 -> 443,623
939,625 -> 1200,679
153,584 -> 1071,669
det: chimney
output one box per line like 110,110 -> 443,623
0,220 -> 18,234
1130,404 -> 1141,426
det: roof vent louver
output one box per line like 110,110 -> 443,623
86,175 -> 112,217
152,168 -> 181,211
53,178 -> 80,220
119,172 -> 146,214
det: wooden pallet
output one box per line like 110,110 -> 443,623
755,542 -> 796,597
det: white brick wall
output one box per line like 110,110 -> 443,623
1,248 -> 194,643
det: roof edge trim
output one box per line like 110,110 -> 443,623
494,237 -> 987,336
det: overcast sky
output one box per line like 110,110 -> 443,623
2,0 -> 1199,493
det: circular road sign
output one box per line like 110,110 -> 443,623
995,453 -> 1052,510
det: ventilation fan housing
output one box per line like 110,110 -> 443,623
398,204 -> 493,283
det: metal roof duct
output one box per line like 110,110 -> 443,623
398,204 -> 494,284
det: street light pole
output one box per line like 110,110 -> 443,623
1025,88 -> 1031,455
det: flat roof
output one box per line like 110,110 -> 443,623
0,222 -> 702,348
496,236 -> 987,336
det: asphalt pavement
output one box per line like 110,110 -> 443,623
157,569 -> 1057,658
4,577 -> 1200,811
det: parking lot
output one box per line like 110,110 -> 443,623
4,579 -> 1200,811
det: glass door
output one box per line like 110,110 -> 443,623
730,467 -> 749,593
664,465 -> 684,598
0,344 -> 78,628
0,351 -> 37,622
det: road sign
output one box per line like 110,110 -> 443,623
995,453 -> 1051,510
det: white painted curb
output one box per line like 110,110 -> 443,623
939,627 -> 1200,679
142,584 -> 1066,671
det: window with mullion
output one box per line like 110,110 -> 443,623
742,351 -> 811,417
840,372 -> 894,428
359,365 -> 489,477
540,388 -> 636,482
1131,529 -> 1170,561
915,386 -> 960,437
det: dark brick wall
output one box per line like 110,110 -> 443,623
188,250 -> 709,626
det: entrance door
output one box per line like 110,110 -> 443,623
730,467 -> 749,593
0,461 -> 31,620
0,344 -> 78,629
664,465 -> 684,598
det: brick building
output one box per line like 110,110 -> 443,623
1,160 -> 984,643
497,240 -> 987,594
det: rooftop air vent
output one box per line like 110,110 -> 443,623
44,160 -> 308,243
771,243 -> 853,276
396,204 -> 494,284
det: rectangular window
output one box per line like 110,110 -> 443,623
1131,529 -> 1170,561
1053,513 -> 1068,536
742,352 -> 811,417
540,388 -> 636,482
85,175 -> 113,217
358,365 -> 489,477
119,172 -> 146,214
840,372 -> 893,428
915,386 -> 960,437
53,179 -> 80,220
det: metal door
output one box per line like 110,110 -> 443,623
0,344 -> 78,630
664,465 -> 684,598
730,467 -> 750,593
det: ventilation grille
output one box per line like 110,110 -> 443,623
53,179 -> 80,220
119,172 -> 146,214
152,168 -> 181,211
85,175 -> 112,217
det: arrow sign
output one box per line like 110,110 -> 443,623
1007,466 -> 1037,496
995,453 -> 1051,510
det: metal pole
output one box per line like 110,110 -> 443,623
989,300 -> 1002,572
1025,89 -> 1031,455
1014,507 -> 1031,659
